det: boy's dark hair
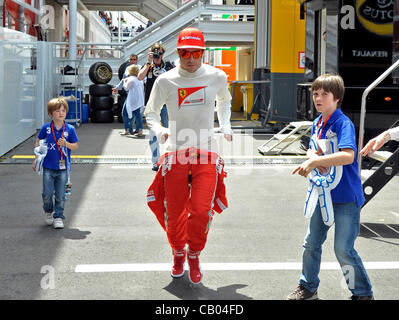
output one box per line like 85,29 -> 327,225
312,74 -> 345,107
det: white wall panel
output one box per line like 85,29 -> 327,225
0,28 -> 37,156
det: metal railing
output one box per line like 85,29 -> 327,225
51,42 -> 125,60
123,0 -> 201,51
357,58 -> 399,174
122,1 -> 254,58
50,2 -> 254,63
48,2 -> 255,97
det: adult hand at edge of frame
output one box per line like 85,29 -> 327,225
160,133 -> 169,144
360,134 -> 386,157
224,134 -> 232,142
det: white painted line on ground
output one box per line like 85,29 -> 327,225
74,261 -> 399,273
390,211 -> 399,221
75,263 -> 172,273
361,223 -> 382,237
385,224 -> 399,234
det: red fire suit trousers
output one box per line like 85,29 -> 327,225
147,149 -> 227,252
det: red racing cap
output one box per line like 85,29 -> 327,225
176,27 -> 205,50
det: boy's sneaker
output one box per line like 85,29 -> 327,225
187,249 -> 202,284
53,218 -> 64,229
171,248 -> 186,278
286,285 -> 318,300
350,295 -> 374,300
44,212 -> 54,226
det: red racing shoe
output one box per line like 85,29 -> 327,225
171,248 -> 186,278
187,249 -> 202,284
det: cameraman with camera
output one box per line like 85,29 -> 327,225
138,43 -> 175,171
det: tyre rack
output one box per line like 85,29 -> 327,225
57,59 -> 83,127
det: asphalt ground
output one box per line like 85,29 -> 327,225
1,122 -> 398,312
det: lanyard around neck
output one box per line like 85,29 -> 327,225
316,114 -> 332,139
51,121 -> 65,160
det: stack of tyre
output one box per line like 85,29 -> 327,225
89,62 -> 114,123
115,61 -> 130,123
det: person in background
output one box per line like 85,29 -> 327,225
138,43 -> 174,171
113,54 -> 141,135
123,65 -> 145,137
33,97 -> 78,229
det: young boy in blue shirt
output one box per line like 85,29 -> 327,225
33,97 -> 78,229
288,74 -> 373,300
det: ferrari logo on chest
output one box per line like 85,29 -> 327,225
179,89 -> 187,100
177,86 -> 207,108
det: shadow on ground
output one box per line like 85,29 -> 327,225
164,275 -> 253,300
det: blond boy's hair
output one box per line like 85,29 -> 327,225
128,64 -> 140,77
312,74 -> 345,107
47,97 -> 68,115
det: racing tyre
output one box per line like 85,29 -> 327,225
118,61 -> 130,80
89,62 -> 113,84
91,109 -> 114,123
90,95 -> 114,111
89,84 -> 113,96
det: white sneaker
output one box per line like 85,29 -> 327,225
53,218 -> 64,229
44,212 -> 54,226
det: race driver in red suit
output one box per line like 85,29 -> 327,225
144,27 -> 233,284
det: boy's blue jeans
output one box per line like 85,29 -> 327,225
299,201 -> 373,297
42,168 -> 68,219
149,105 -> 169,166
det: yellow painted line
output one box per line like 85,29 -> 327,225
12,155 -> 35,159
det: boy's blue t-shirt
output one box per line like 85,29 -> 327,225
310,108 -> 365,207
37,121 -> 78,170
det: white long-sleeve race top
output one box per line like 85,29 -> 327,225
144,63 -> 232,153
388,126 -> 399,141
